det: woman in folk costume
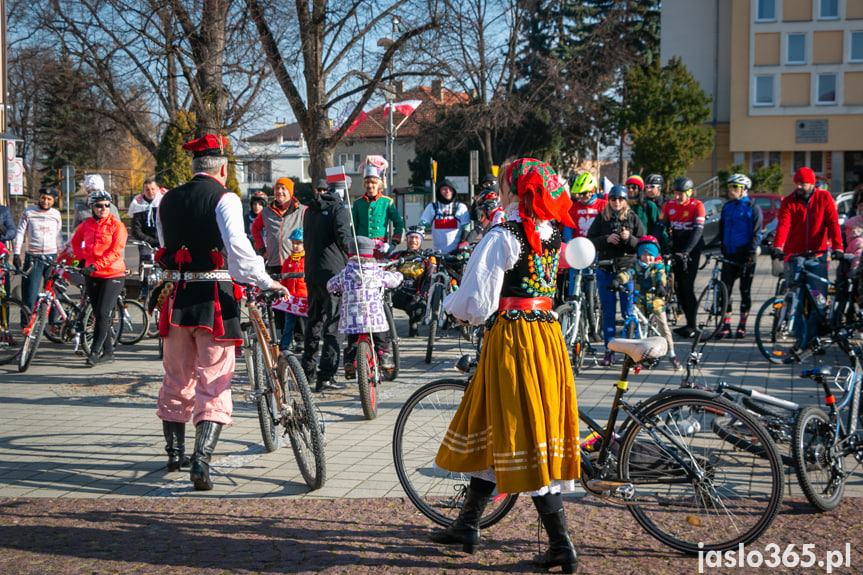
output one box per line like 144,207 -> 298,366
431,158 -> 580,573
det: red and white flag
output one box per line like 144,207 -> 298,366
345,111 -> 369,135
325,166 -> 347,185
384,99 -> 422,118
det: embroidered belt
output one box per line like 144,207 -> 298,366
164,270 -> 232,282
497,297 -> 552,312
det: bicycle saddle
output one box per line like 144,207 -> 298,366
608,337 -> 667,363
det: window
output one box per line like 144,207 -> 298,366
852,32 -> 863,63
787,34 -> 806,64
246,160 -> 272,183
819,0 -> 839,19
752,152 -> 765,171
793,151 -> 807,172
769,151 -> 782,166
337,153 -> 361,173
755,76 -> 775,106
810,151 -> 824,173
817,74 -> 837,104
757,0 -> 776,21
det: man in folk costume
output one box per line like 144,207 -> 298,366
431,159 -> 580,573
155,134 -> 287,491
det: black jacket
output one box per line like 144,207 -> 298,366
303,192 -> 352,285
587,209 -> 645,271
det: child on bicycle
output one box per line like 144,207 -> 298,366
275,227 -> 307,352
611,235 -> 682,370
326,236 -> 403,378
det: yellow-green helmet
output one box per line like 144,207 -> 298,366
569,173 -> 597,196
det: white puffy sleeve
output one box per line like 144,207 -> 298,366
215,193 -> 273,289
442,225 -> 520,325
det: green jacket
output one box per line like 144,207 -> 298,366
630,199 -> 669,253
352,194 -> 405,241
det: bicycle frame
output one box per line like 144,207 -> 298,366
244,288 -> 285,409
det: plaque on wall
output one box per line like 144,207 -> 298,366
795,119 -> 828,144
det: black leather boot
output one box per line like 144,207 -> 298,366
162,421 -> 189,472
189,421 -> 222,491
532,493 -> 578,574
429,477 -> 494,553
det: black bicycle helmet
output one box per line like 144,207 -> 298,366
645,174 -> 664,188
671,177 -> 694,194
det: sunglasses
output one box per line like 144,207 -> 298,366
92,203 -> 111,209
728,184 -> 746,189
627,185 -> 641,190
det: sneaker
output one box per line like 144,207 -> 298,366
673,326 -> 696,339
715,324 -> 731,339
600,351 -> 615,366
344,363 -> 356,380
669,356 -> 683,371
315,377 -> 346,392
379,351 -> 395,370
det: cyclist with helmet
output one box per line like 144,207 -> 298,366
418,178 -> 471,254
716,174 -> 763,339
390,226 -> 431,337
644,174 -> 668,210
13,186 -> 63,312
466,186 -> 505,244
559,173 -> 606,302
71,188 -> 128,366
246,191 -> 268,246
611,235 -> 682,370
658,176 -> 706,338
587,184 -> 645,365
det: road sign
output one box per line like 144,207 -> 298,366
622,132 -> 634,161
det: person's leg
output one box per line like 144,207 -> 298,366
318,291 -> 342,384
158,326 -> 199,470
679,251 -> 701,333
429,476 -> 495,553
343,333 -> 358,378
302,284 -> 325,379
619,279 -> 634,323
737,257 -> 756,337
279,313 -> 298,351
22,254 -> 46,310
374,330 -> 393,369
718,261 -> 740,337
595,269 -> 617,365
532,491 -> 578,573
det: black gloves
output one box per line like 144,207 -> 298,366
654,285 -> 667,299
81,265 -> 97,276
12,254 -> 21,269
771,248 -> 784,260
833,249 -> 845,260
608,278 -> 622,291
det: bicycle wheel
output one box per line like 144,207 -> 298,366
383,303 -> 399,381
425,285 -> 443,364
357,339 -> 377,420
118,299 -> 148,344
80,302 -> 121,356
147,307 -> 160,338
250,329 -> 280,453
278,352 -> 326,490
0,298 -> 29,365
43,300 -> 76,344
754,296 -> 796,364
18,301 -> 49,372
624,317 -> 638,339
620,389 -> 783,554
586,279 -> 602,341
692,280 -> 728,345
792,405 -> 845,511
392,378 -> 518,528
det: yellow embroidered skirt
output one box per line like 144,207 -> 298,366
435,312 -> 580,494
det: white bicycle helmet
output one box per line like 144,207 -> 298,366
88,189 -> 112,206
727,173 -> 752,189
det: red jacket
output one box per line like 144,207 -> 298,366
71,214 -> 128,278
773,190 -> 842,257
279,252 -> 307,298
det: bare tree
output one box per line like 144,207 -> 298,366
246,0 -> 438,180
22,0 -> 274,153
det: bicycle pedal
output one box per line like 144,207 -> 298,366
586,479 -> 636,502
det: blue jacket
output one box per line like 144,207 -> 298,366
0,205 -> 15,243
720,197 -> 762,255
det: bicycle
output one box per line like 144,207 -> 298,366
0,255 -> 29,365
555,264 -> 598,375
664,256 -> 682,327
423,250 -> 466,364
127,239 -> 160,339
689,253 -> 732,349
115,288 -> 149,345
792,329 -> 863,511
18,255 -> 121,371
393,335 -> 784,554
753,250 -> 842,364
241,283 -> 326,490
609,284 -> 664,341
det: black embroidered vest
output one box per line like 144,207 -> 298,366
500,221 -> 561,299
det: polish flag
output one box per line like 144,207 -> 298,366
345,111 -> 369,135
384,99 -> 422,118
326,166 -> 347,184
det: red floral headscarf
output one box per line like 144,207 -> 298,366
506,158 -> 576,252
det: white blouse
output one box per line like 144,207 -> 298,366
443,208 -> 557,325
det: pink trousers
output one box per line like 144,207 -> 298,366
157,326 -> 236,426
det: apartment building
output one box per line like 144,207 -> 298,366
662,0 -> 863,194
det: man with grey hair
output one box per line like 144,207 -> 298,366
155,134 -> 287,491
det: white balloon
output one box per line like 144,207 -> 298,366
564,237 -> 596,270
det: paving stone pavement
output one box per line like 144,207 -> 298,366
1,253 -> 862,573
